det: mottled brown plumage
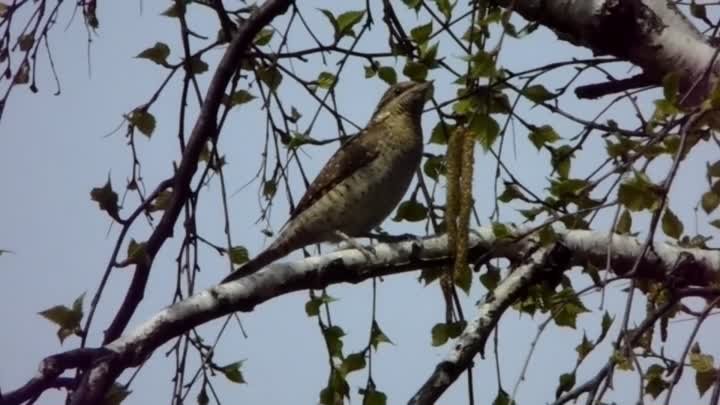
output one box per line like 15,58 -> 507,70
222,81 -> 433,283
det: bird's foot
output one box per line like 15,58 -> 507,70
334,231 -> 377,261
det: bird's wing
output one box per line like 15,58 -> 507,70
289,132 -> 380,220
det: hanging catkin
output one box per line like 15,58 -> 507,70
455,126 -> 475,287
442,126 -> 463,321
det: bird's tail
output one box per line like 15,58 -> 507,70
221,227 -> 305,284
221,245 -> 286,283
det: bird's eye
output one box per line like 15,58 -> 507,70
394,88 -> 403,95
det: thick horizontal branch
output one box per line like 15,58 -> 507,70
504,0 -> 719,107
5,227 -> 718,405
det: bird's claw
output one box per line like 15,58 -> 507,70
334,231 -> 377,261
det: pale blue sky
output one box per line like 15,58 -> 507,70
1,1 -> 717,404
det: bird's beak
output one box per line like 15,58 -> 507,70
417,80 -> 434,101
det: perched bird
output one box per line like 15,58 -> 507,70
222,81 -> 433,283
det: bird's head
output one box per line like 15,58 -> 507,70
371,81 -> 433,123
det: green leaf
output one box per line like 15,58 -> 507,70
254,28 -> 274,46
470,113 -> 500,151
128,109 -> 156,137
324,325 -> 345,358
262,180 -> 277,199
340,352 -> 366,375
364,64 -> 377,78
710,219 -> 720,229
645,364 -> 668,399
38,292 -> 85,343
362,388 -> 387,405
18,34 -> 34,51
419,42 -> 439,67
423,155 -> 445,180
434,0 -> 454,20
529,125 -> 560,150
555,372 -> 575,399
410,22 -> 433,44
378,66 -> 397,85
518,207 -> 543,221
690,345 -> 714,372
127,108 -> 156,138
480,267 -> 500,290
492,389 -> 514,405
90,177 -> 121,221
289,107 -> 302,123
661,208 -> 683,239
652,98 -> 680,121
402,0 -> 422,11
498,183 -> 523,203
126,239 -> 146,264
229,246 -> 249,265
662,72 -> 680,104
615,210 -> 632,235
618,173 -> 661,212
226,90 -> 256,107
161,0 -> 189,17
492,222 -> 511,238
220,361 -> 246,384
321,370 -> 349,404
469,51 -> 496,78
316,71 -> 336,89
599,311 -> 613,343
319,9 -> 338,35
524,84 -> 555,104
691,2 -> 708,20
403,61 -> 428,81
431,321 -> 465,346
551,288 -> 589,329
14,61 -> 29,85
136,42 -> 170,66
708,160 -> 720,177
552,145 -> 572,178
258,66 -> 282,91
548,178 -> 588,199
697,369 -> 715,396
197,384 -> 210,405
538,225 -> 557,246
321,9 -> 365,41
575,334 -> 593,362
197,386 -> 209,405
149,189 -> 172,212
431,323 -> 449,346
188,55 -> 208,74
612,350 -> 634,371
370,320 -> 393,349
305,292 -> 337,317
336,10 -> 365,39
702,191 -> 720,214
393,200 -> 427,222
429,122 -> 452,144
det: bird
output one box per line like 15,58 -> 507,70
222,80 -> 433,283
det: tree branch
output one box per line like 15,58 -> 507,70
102,0 -> 293,344
64,0 -> 294,403
408,243 -> 575,405
500,0 -> 720,108
3,227 -> 718,405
